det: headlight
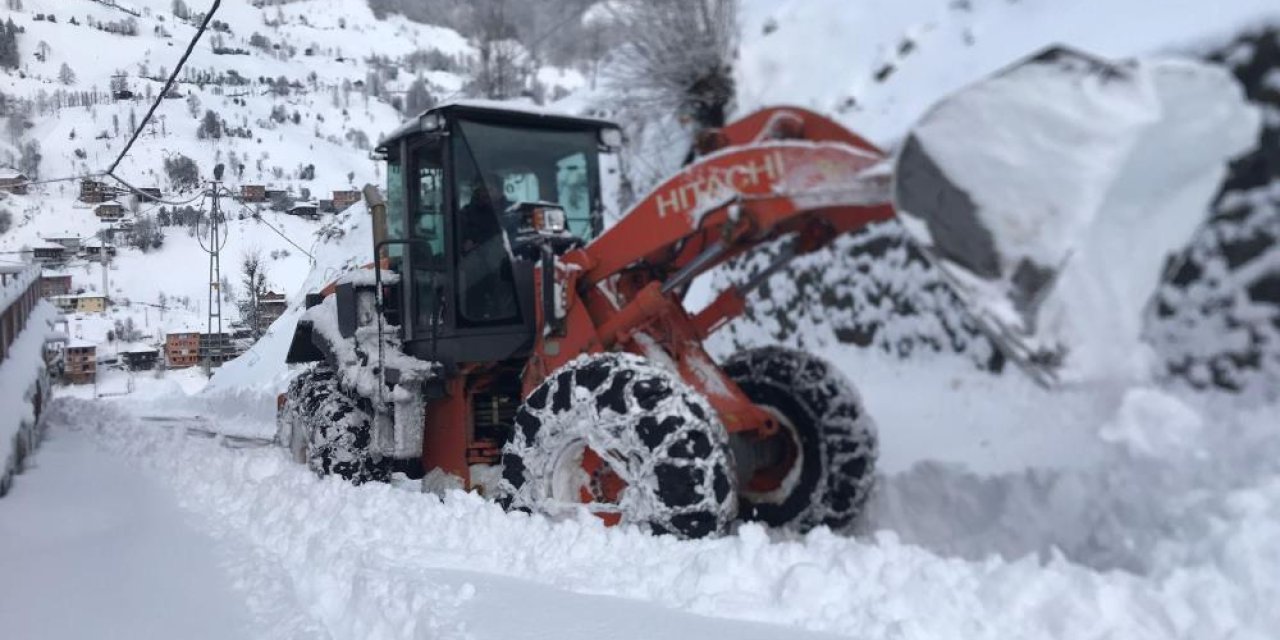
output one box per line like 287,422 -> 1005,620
533,207 -> 567,233
599,127 -> 623,148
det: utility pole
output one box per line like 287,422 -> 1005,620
100,235 -> 110,312
199,166 -> 229,375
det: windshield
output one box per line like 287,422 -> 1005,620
453,119 -> 601,241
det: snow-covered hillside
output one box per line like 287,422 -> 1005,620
0,0 -> 581,361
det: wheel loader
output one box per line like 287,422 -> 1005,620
278,48 -> 1258,538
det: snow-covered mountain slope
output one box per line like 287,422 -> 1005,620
0,0 -> 580,357
7,0 -> 468,192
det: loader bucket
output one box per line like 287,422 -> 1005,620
893,46 -> 1260,385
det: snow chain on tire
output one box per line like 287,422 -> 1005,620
724,346 -> 878,531
497,353 -> 738,539
282,366 -> 386,484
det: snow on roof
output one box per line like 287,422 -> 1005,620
165,316 -> 209,334
82,238 -> 115,248
30,240 -> 68,250
119,341 -> 160,354
41,235 -> 81,241
291,201 -> 319,209
379,99 -> 617,148
0,167 -> 24,180
66,338 -> 96,350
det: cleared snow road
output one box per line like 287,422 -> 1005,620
0,427 -> 254,640
0,400 -> 845,640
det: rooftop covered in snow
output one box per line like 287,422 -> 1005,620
376,100 -> 619,153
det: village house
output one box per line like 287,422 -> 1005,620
95,200 -> 126,221
240,184 -> 267,202
0,167 -> 29,195
82,238 -> 118,260
165,331 -> 201,368
119,344 -> 161,371
29,242 -> 68,264
56,294 -> 107,313
49,295 -> 77,313
79,178 -> 112,203
332,189 -> 361,212
50,294 -> 106,314
137,187 -> 163,200
39,274 -> 73,298
64,340 -> 97,384
104,218 -> 135,241
41,236 -> 82,252
199,331 -> 236,366
257,291 -> 288,332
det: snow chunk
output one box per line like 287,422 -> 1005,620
1099,387 -> 1204,458
897,52 -> 1261,384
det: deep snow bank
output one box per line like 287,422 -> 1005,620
896,52 -> 1260,383
55,392 -> 1280,640
0,301 -> 56,492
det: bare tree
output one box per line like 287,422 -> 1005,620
403,76 -> 434,115
465,0 -> 530,100
605,0 -> 737,129
238,249 -> 270,337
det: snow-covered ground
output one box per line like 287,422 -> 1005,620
0,423 -> 254,640
3,350 -> 1277,639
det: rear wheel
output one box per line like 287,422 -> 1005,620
281,366 -> 386,484
724,347 -> 878,531
498,353 -> 737,539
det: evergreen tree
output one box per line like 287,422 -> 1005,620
0,19 -> 20,70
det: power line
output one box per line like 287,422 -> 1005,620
105,0 -> 222,177
218,187 -> 315,262
7,2 -> 219,195
107,172 -> 206,206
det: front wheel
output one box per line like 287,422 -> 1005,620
280,366 -> 386,484
724,346 -> 878,531
497,353 -> 738,539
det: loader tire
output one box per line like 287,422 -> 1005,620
283,366 -> 386,484
498,353 -> 737,539
724,346 -> 877,531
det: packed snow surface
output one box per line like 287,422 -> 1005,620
0,425 -> 254,640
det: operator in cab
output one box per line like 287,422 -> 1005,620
457,176 -> 519,323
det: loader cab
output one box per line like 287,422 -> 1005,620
376,102 -> 621,367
